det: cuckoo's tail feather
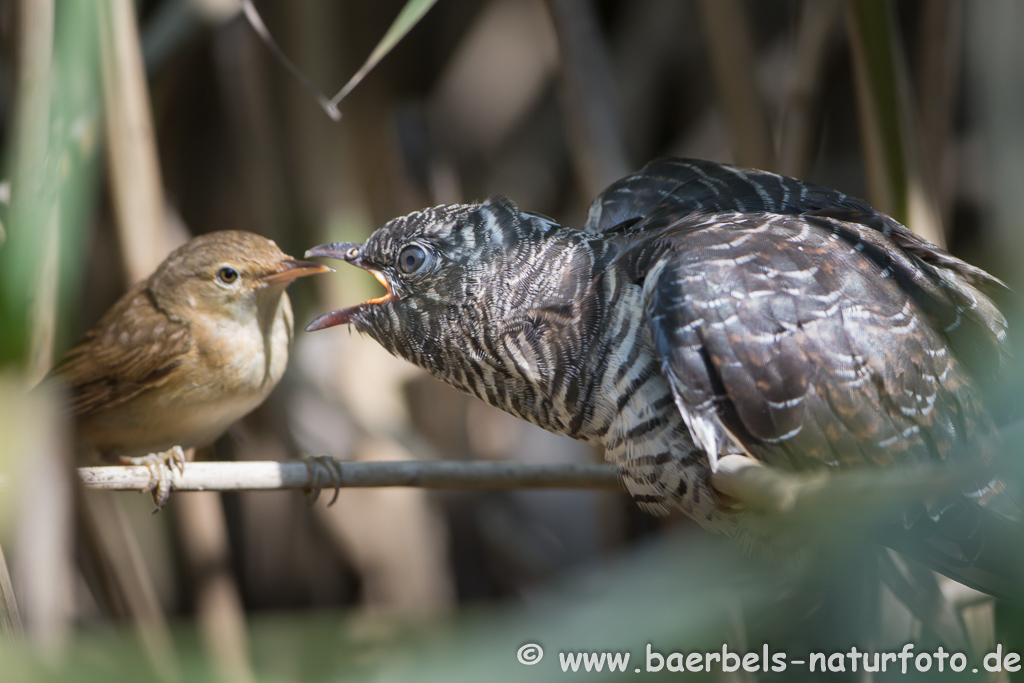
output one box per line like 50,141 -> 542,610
880,494 -> 1024,602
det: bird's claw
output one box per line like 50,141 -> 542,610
167,445 -> 187,476
302,455 -> 344,507
121,445 -> 186,512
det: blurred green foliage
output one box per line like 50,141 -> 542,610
0,1 -> 100,369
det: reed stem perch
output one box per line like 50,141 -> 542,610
78,460 -> 624,493
75,456 -> 972,517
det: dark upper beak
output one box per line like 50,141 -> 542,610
261,258 -> 332,285
304,242 -> 365,266
305,241 -> 389,290
303,242 -> 393,332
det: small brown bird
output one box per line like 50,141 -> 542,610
48,230 -> 328,507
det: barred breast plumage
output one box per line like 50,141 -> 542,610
306,158 -> 1018,594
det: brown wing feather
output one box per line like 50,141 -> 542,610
591,158 -> 1007,378
634,211 -> 994,471
48,281 -> 193,417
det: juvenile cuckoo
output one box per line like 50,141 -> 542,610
306,159 -> 1018,593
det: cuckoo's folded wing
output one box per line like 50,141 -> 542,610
584,157 -> 887,234
629,210 -> 994,472
631,210 -> 1024,597
588,159 -> 1005,316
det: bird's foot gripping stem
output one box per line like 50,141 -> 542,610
302,455 -> 344,506
119,445 -> 187,511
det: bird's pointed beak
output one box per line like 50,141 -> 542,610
304,242 -> 394,332
305,242 -> 364,264
261,258 -> 332,285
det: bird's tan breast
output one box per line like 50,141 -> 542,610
80,294 -> 294,458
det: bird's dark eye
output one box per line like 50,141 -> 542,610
217,266 -> 239,284
397,244 -> 429,274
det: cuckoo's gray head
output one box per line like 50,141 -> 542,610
303,197 -> 589,388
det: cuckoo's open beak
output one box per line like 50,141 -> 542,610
303,242 -> 394,331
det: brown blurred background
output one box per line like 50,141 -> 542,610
2,1 -> 1024,681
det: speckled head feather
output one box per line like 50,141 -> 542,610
152,231 -> 288,285
307,197 -> 634,436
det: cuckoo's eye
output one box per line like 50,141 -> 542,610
397,244 -> 430,274
216,266 -> 240,285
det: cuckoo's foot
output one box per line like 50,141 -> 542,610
118,445 -> 187,512
302,455 -> 344,506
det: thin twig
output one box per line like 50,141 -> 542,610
241,0 -> 438,121
76,456 -> 982,517
240,0 -> 339,120
78,460 -> 624,493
